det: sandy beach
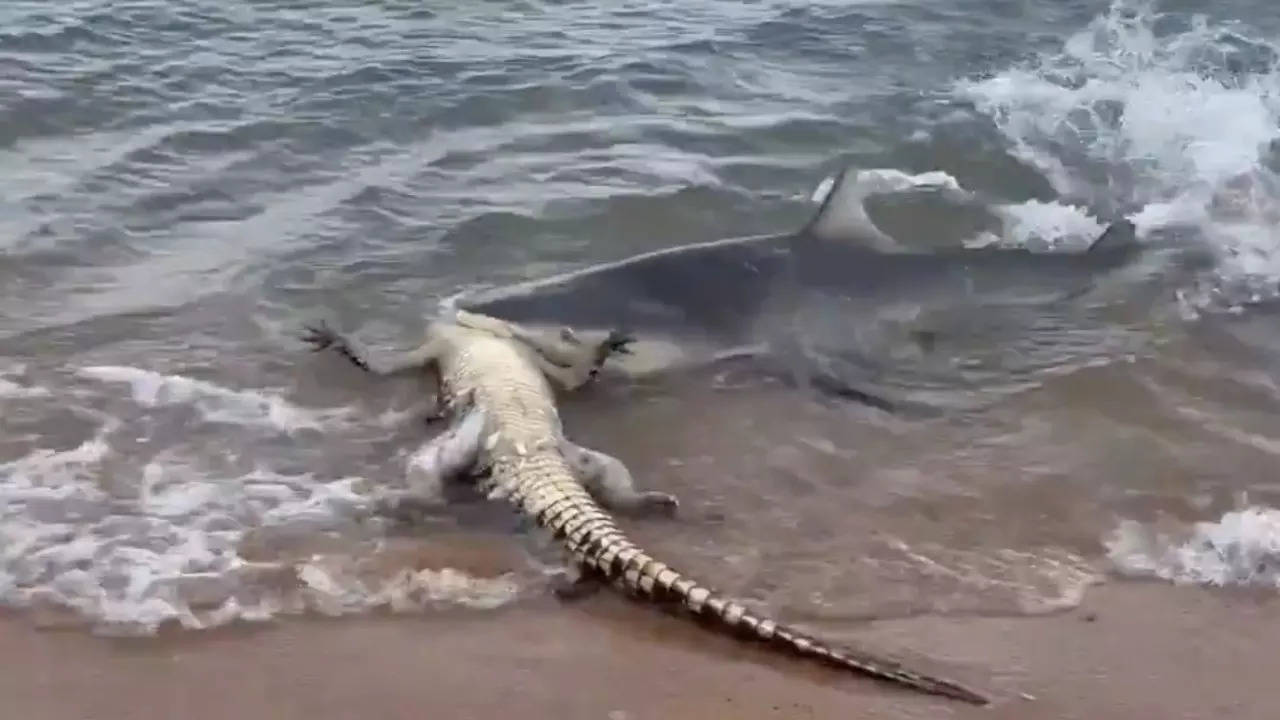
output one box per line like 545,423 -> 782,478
5,580 -> 1276,720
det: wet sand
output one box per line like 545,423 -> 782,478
4,581 -> 1277,720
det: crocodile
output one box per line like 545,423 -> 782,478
300,308 -> 989,705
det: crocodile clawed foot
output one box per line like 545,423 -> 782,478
587,328 -> 636,379
300,320 -> 344,352
548,568 -> 603,601
605,329 -> 636,356
637,491 -> 679,518
424,388 -> 474,427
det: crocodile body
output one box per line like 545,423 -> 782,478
301,310 -> 988,705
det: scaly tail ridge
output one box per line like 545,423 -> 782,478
523,482 -> 989,706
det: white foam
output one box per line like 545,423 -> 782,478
995,200 -> 1107,252
0,362 -> 525,634
77,365 -> 342,434
1106,506 -> 1280,588
0,377 -> 50,399
0,363 -> 48,398
876,536 -> 1102,615
0,425 -> 521,636
957,0 -> 1280,311
295,560 -> 519,617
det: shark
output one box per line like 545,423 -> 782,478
452,164 -> 1148,409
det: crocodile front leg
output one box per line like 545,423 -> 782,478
558,439 -> 678,517
509,325 -> 634,392
302,320 -> 450,424
453,310 -> 634,392
302,320 -> 442,380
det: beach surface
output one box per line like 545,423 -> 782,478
6,581 -> 1276,720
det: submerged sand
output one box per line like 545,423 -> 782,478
4,581 -> 1276,720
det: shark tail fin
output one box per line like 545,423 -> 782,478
1087,218 -> 1139,256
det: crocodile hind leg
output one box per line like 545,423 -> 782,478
301,321 -> 453,426
558,439 -> 679,517
374,403 -> 488,522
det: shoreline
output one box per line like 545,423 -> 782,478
4,580 -> 1278,720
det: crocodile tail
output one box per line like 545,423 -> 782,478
532,494 -> 989,706
623,553 -> 987,705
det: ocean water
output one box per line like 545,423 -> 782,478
3,0 -> 1280,636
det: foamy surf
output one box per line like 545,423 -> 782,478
295,559 -> 519,617
958,0 -> 1280,313
870,536 -> 1103,617
0,378 -> 50,399
0,432 -> 523,636
970,200 -> 1109,252
1106,506 -> 1280,589
0,363 -> 49,399
0,366 -> 525,636
77,365 -> 345,435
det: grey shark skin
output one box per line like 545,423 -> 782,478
455,166 -> 1143,394
300,310 -> 990,705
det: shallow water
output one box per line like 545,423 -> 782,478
4,0 -> 1280,635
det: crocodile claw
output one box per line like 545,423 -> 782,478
548,568 -> 602,601
638,491 -> 679,517
606,329 -> 636,355
592,329 -> 635,366
584,328 -> 636,382
301,321 -> 343,352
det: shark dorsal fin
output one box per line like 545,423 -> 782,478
798,165 -> 902,251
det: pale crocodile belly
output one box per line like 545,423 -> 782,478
446,339 -> 563,445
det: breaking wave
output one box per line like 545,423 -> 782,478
1106,506 -> 1280,588
958,0 -> 1280,313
